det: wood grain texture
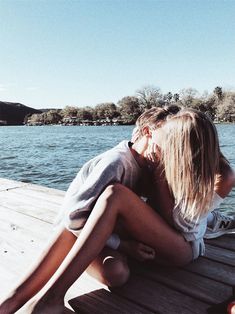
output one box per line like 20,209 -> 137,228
205,234 -> 235,251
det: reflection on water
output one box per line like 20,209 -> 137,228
0,124 -> 234,213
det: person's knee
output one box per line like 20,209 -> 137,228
103,184 -> 129,198
102,256 -> 130,287
100,184 -> 130,210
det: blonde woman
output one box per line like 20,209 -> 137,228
0,109 -> 230,314
132,107 -> 235,240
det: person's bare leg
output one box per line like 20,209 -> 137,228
86,247 -> 130,287
0,227 -> 76,313
24,184 -> 192,314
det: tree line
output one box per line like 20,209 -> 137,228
26,86 -> 235,125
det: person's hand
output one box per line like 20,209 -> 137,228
119,239 -> 156,262
144,142 -> 161,164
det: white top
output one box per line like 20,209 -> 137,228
58,140 -> 141,236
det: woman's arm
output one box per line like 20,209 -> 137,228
215,153 -> 235,198
147,163 -> 175,227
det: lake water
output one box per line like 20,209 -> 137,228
0,124 -> 234,214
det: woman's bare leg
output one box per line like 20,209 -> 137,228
23,184 -> 192,314
0,227 -> 77,313
0,227 -> 130,314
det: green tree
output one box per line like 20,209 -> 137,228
213,86 -> 223,101
179,88 -> 199,107
27,113 -> 47,125
165,92 -> 173,103
117,96 -> 141,124
94,103 -> 119,120
136,85 -> 162,109
77,107 -> 94,121
173,93 -> 180,102
45,110 -> 62,124
61,106 -> 78,118
216,92 -> 235,122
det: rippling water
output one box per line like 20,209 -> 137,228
0,124 -> 234,214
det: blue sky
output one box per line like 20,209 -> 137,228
0,0 -> 234,109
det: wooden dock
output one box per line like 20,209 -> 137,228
0,178 -> 234,314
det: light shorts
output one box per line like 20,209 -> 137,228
172,205 -> 207,261
190,238 -> 205,261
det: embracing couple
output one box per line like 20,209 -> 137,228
0,106 -> 234,313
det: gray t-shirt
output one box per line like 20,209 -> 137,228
60,140 -> 141,235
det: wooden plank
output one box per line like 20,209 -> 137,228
205,234 -> 235,252
10,183 -> 65,204
131,262 -> 231,304
0,191 -> 59,223
0,178 -> 27,191
184,257 -> 235,286
0,204 -> 54,290
0,178 -> 64,196
69,289 -> 154,314
205,244 -> 235,266
113,274 -> 210,314
0,179 -> 64,224
1,178 -> 234,314
0,265 -> 16,301
0,198 -> 53,299
70,294 -> 121,314
0,204 -> 52,244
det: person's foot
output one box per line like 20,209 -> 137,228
204,211 -> 235,239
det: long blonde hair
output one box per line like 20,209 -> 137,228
159,109 -> 220,221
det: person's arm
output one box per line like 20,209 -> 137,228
215,153 -> 235,198
148,164 -> 175,227
143,142 -> 175,227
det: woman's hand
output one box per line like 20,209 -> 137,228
119,239 -> 156,262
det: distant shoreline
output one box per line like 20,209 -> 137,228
0,121 -> 234,127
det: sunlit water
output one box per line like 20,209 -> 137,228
0,124 -> 234,214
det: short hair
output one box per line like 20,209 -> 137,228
132,105 -> 181,141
